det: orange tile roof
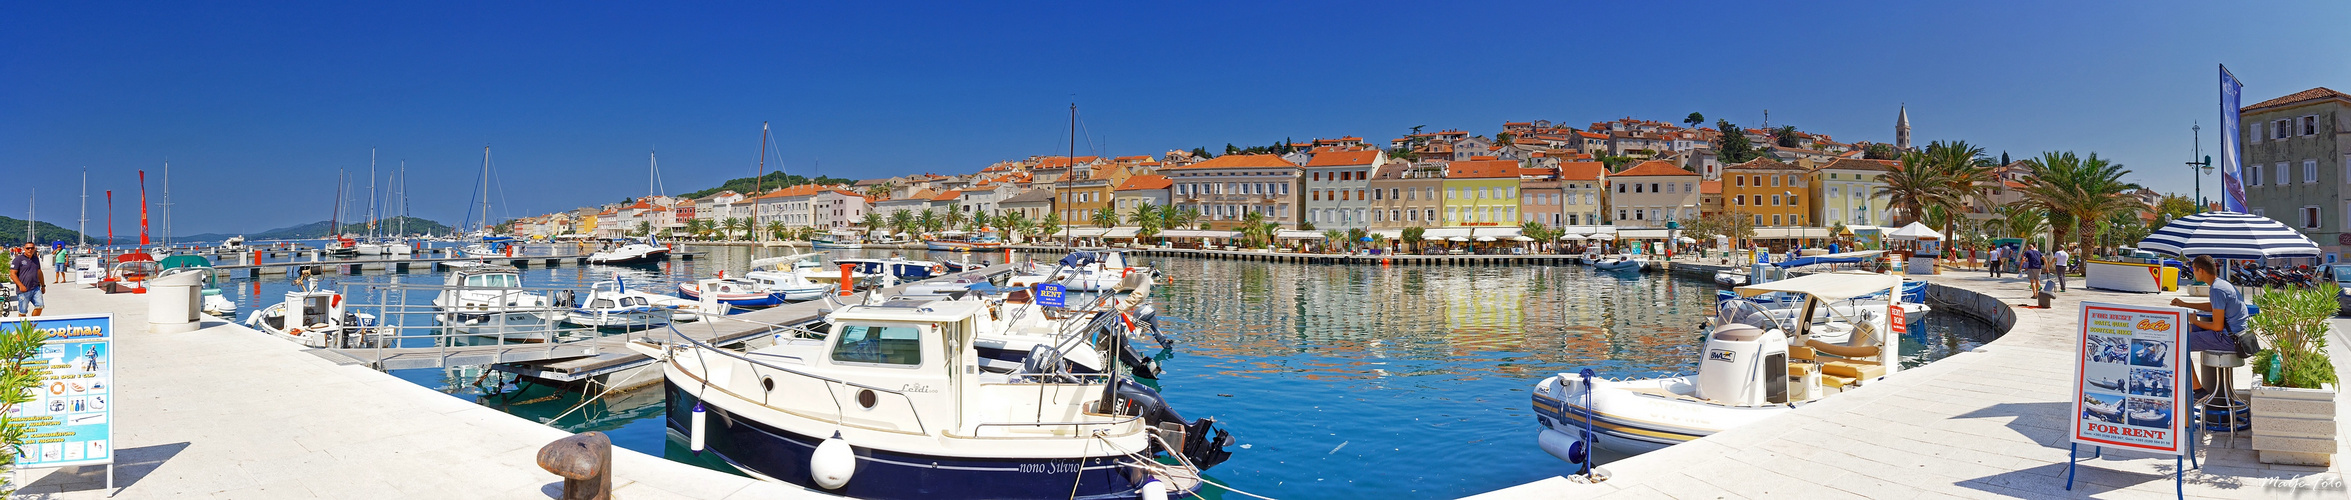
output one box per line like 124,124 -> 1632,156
1724,158 -> 1803,171
1518,167 -> 1555,177
1700,181 -> 1722,194
1614,160 -> 1698,177
754,184 -> 827,200
1032,156 -> 1101,169
1558,161 -> 1606,181
1163,154 -> 1298,170
1115,174 -> 1172,191
2243,87 -> 2350,111
930,190 -> 964,201
1305,149 -> 1381,167
1817,158 -> 1896,172
1446,159 -> 1519,179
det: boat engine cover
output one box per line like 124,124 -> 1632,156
1695,324 -> 1787,405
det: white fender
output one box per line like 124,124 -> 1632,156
811,431 -> 856,489
1139,479 -> 1169,500
689,403 -> 707,452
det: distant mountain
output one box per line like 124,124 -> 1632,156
0,216 -> 98,245
681,172 -> 858,199
180,216 -> 456,241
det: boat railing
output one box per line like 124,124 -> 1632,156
334,281 -> 621,362
653,315 -> 933,435
970,412 -> 1146,437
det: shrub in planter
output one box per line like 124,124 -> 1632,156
2247,284 -> 2340,466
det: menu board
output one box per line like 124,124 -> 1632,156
2071,302 -> 2188,454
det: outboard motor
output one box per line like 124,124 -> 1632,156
554,289 -> 577,308
1105,333 -> 1161,379
1108,378 -> 1235,470
1694,323 -> 1790,405
1133,304 -> 1172,347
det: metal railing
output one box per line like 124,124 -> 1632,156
334,281 -> 635,365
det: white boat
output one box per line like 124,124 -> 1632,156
242,283 -> 384,349
557,278 -> 674,330
1591,254 -> 1646,272
1532,272 -> 1905,459
1713,268 -> 1749,287
641,298 -> 1222,499
741,253 -> 837,302
432,264 -> 556,340
676,278 -> 787,308
587,236 -> 671,265
1040,250 -> 1156,291
460,243 -> 504,258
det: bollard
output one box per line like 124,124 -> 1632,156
536,431 -> 613,500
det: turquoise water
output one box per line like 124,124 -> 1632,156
218,244 -> 1999,498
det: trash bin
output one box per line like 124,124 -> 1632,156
149,268 -> 207,332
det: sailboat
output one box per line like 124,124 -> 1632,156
586,150 -> 672,265
456,146 -> 508,259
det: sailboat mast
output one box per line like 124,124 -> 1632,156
480,146 -> 492,235
368,148 -> 378,240
78,169 -> 87,247
25,190 -> 33,245
757,122 -> 768,243
162,160 -> 170,247
1064,103 -> 1075,248
399,161 -> 410,237
331,169 -> 344,240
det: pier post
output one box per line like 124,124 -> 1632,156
536,431 -> 613,500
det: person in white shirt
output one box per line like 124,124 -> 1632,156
2051,246 -> 2072,292
1988,246 -> 2003,278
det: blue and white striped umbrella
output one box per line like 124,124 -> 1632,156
2136,211 -> 2320,260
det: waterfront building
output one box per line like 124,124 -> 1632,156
925,189 -> 965,215
1056,169 -> 1121,224
997,189 -> 1055,224
1164,154 -> 1301,230
1723,158 -> 1812,228
955,183 -> 1017,217
810,189 -> 870,231
1442,159 -> 1521,227
1518,166 -> 1563,226
1559,161 -> 1606,226
1606,160 -> 1701,228
1699,180 -> 1723,218
752,185 -> 826,229
1367,160 -> 1443,229
1302,149 -> 1386,230
871,189 -> 934,222
1809,158 -> 1897,226
1028,155 -> 1102,184
1112,174 -> 1172,220
2240,87 -> 2351,262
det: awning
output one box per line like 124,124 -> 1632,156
1754,227 -> 1833,239
1065,228 -> 1111,238
1471,227 -> 1522,239
1618,229 -> 1671,239
1562,226 -> 1616,237
1735,271 -> 1902,301
1371,229 -> 1404,239
1103,227 -> 1139,239
1276,229 -> 1326,239
1161,230 -> 1240,239
1886,222 -> 1944,240
1423,228 -> 1473,238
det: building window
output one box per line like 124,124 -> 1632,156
1773,214 -> 1783,226
2306,115 -> 2320,136
1769,175 -> 1779,187
1734,196 -> 1745,206
1425,209 -> 1435,221
2280,162 -> 2292,185
2303,206 -> 2321,229
2306,160 -> 2319,184
2249,165 -> 2264,186
1649,183 -> 1660,193
1771,195 -> 1781,206
2277,120 -> 2290,139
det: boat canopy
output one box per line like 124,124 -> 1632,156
749,252 -> 826,271
1733,271 -> 1902,302
158,255 -> 213,269
1059,251 -> 1103,267
1771,250 -> 1886,268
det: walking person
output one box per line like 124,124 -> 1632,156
2021,243 -> 2045,295
1988,245 -> 2004,278
2050,245 -> 2072,292
9,243 -> 44,317
50,244 -> 69,284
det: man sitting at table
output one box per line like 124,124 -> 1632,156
2168,255 -> 2246,400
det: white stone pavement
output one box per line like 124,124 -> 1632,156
1471,268 -> 2348,499
12,283 -> 827,499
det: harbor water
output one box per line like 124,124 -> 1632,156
211,243 -> 2000,498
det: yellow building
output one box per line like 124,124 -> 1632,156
1721,158 -> 1811,227
1442,159 -> 1521,226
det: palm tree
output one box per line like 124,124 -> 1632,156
1176,208 -> 1205,230
888,210 -> 915,237
915,209 -> 940,234
1321,229 -> 1347,253
1520,220 -> 1548,252
1037,212 -> 1064,242
1995,204 -> 2049,240
1237,211 -> 1275,248
1089,209 -> 1118,228
1872,141 -> 1992,237
2019,151 -> 2141,253
1401,226 -> 1426,253
722,217 -> 748,240
998,211 -> 1032,243
765,221 -> 787,241
1130,203 -> 1161,245
942,208 -> 965,231
859,212 -> 884,232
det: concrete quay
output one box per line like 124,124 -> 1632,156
1470,270 -> 2348,499
15,283 -> 826,499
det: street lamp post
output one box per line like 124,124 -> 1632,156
2189,124 -> 2213,212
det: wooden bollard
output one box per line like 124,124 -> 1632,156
537,431 -> 613,500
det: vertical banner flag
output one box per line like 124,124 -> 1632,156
2071,302 -> 2190,455
137,170 -> 150,246
2219,64 -> 2248,213
2,314 -> 117,470
104,191 -> 113,247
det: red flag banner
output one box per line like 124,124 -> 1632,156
105,190 -> 114,246
138,170 -> 151,245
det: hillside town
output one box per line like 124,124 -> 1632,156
506,100 -> 2270,257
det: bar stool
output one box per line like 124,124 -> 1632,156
2197,351 -> 2250,445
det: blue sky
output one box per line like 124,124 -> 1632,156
5,1 -> 2347,236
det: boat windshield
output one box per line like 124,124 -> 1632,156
1716,298 -> 1792,333
832,324 -> 924,366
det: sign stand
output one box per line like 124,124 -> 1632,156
2065,302 -> 2200,499
0,314 -> 116,496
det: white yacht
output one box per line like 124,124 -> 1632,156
742,253 -> 838,301
1532,272 -> 1905,459
243,281 -> 384,349
587,236 -> 671,266
432,264 -> 556,340
557,278 -> 674,330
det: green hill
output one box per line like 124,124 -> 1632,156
681,172 -> 857,199
0,216 -> 97,245
177,216 -> 456,241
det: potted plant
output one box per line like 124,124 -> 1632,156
2247,284 -> 2340,466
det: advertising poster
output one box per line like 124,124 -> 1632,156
2071,302 -> 2188,454
73,256 -> 102,285
1034,283 -> 1067,308
1,314 -> 114,468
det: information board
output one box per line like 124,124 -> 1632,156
1034,283 -> 1067,308
2071,302 -> 2188,455
1,314 -> 114,469
73,256 -> 102,285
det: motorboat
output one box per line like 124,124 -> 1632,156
103,252 -> 161,293
325,236 -> 360,258
588,236 -> 671,266
556,278 -> 675,330
641,297 -> 1224,499
1590,254 -> 1645,272
1039,250 -> 1157,292
810,236 -> 864,250
219,235 -> 246,251
1532,272 -> 1905,458
924,230 -> 1004,252
1713,268 -> 1749,287
676,278 -> 787,308
838,257 -> 970,283
357,239 -> 414,256
460,243 -> 504,259
242,281 -> 384,349
432,264 -> 557,340
742,253 -> 838,302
